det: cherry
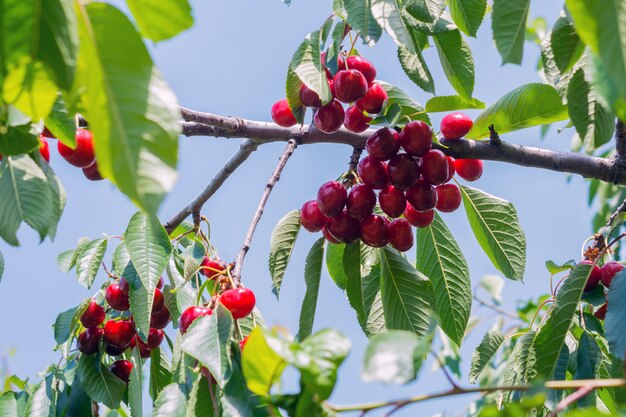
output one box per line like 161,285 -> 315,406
83,161 -> 104,181
135,337 -> 152,358
240,335 -> 250,350
300,200 -> 328,232
346,184 -> 376,219
356,83 -> 387,114
365,128 -> 400,161
323,225 -> 341,244
326,210 -> 361,243
379,185 -> 406,218
420,150 -> 449,186
360,215 -> 389,247
398,121 -> 432,157
435,184 -> 462,213
145,328 -> 164,349
80,301 -> 105,328
58,129 -> 96,168
300,83 -> 324,108
153,288 -> 165,312
455,159 -> 483,182
220,287 -> 256,319
440,113 -> 473,140
201,257 -> 226,279
322,52 -> 346,77
77,327 -> 103,354
105,278 -> 130,311
110,360 -> 133,383
357,156 -> 389,189
105,343 -> 127,356
314,100 -> 345,133
39,136 -> 50,163
387,154 -> 419,191
346,55 -> 376,85
404,204 -> 435,228
344,106 -> 372,133
179,306 -> 212,334
42,126 -> 54,138
601,261 -> 624,287
578,260 -> 602,292
594,302 -> 607,320
406,179 -> 438,212
157,276 -> 164,289
150,306 -> 171,330
317,181 -> 348,217
104,319 -> 136,350
271,99 -> 298,127
333,69 -> 368,103
388,219 -> 414,252
445,157 -> 456,182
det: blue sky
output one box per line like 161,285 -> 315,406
0,1 -> 593,416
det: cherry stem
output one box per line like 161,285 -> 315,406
528,298 -> 554,330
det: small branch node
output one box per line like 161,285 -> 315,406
488,125 -> 501,145
615,119 -> 626,159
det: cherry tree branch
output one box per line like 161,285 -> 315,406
546,383 -> 596,417
615,119 -> 626,159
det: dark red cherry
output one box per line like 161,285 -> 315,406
323,225 -> 341,244
365,128 -> 400,161
357,156 -> 389,189
103,319 -> 135,350
157,276 -> 164,289
105,343 -> 127,356
440,113 -> 473,140
379,185 -> 406,218
455,159 -> 483,182
110,360 -> 133,383
42,126 -> 54,138
80,301 -> 105,328
347,184 -> 376,219
346,55 -> 377,85
326,210 -> 361,244
406,179 -> 438,212
344,106 -> 372,133
420,150 -> 449,186
58,129 -> 95,168
153,288 -> 165,312
135,337 -> 152,358
105,278 -> 130,311
333,69 -> 368,103
595,303 -> 608,320
201,257 -> 226,279
220,288 -> 256,319
445,157 -> 456,182
387,154 -> 419,191
271,99 -> 297,127
145,328 -> 164,349
300,200 -> 329,232
601,261 -> 624,287
82,161 -> 103,181
300,83 -> 323,108
314,100 -> 345,133
39,136 -> 50,163
435,184 -> 462,213
355,83 -> 387,114
77,327 -> 103,354
179,306 -> 212,334
398,121 -> 432,157
404,205 -> 435,228
317,181 -> 348,217
359,215 -> 389,247
388,219 -> 413,252
578,260 -> 602,292
150,306 -> 171,330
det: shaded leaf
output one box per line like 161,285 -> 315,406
605,269 -> 626,360
150,348 -> 172,401
397,46 -> 435,94
469,330 -> 505,383
75,238 -> 107,288
491,0 -> 529,65
434,29 -> 474,99
44,95 -> 77,148
551,14 -> 585,74
371,0 -> 415,51
152,383 -> 186,417
269,210 -> 301,298
77,354 -> 126,409
297,238 -> 325,341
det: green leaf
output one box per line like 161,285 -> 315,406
605,269 -> 626,359
44,95 -> 76,148
0,250 -> 4,282
0,125 -> 39,157
152,383 -> 187,417
466,83 -> 569,139
469,330 -> 505,383
479,274 -> 504,304
448,0 -> 486,37
415,213 -> 472,345
575,332 -> 602,381
377,81 -> 428,123
380,247 -> 435,336
533,263 -> 592,378
361,246 -> 387,335
289,31 -> 332,106
551,14 -> 585,74
75,3 -> 180,214
75,238 -> 107,288
165,257 -> 196,326
127,0 -> 193,42
128,349 -> 143,417
371,0 -> 415,52
0,392 -> 17,417
362,330 -> 430,384
425,95 -> 485,112
24,378 -> 54,417
149,348 -> 172,401
297,238 -> 325,341
186,375 -> 214,417
269,210 -> 301,298
545,259 -> 576,275
433,30 -> 475,99
325,242 -> 360,290
344,0 -> 382,46
397,46 -> 435,94
57,237 -> 90,274
53,300 -> 88,345
41,162 -> 66,240
403,0 -> 446,23
491,0 -> 529,65
77,354 -> 126,409
242,328 -> 288,397
502,331 -> 536,401
460,186 -> 526,281
221,355 -> 266,417
0,155 -> 53,245
285,67 -> 305,125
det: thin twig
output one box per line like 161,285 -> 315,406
432,353 -> 460,389
547,382 -> 601,417
473,294 -> 519,320
488,125 -> 501,145
232,139 -> 298,281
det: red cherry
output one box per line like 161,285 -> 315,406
399,121 -> 433,157
406,179 -> 438,212
344,106 -> 372,133
58,129 -> 96,168
445,157 -> 456,182
201,257 -> 226,279
357,156 -> 389,189
326,210 -> 361,244
300,83 -> 323,108
404,205 -> 435,228
220,288 -> 256,319
333,69 -> 368,103
42,126 -> 54,138
110,360 -> 133,383
103,319 -> 136,350
145,328 -> 164,349
39,136 -> 50,162
150,306 -> 171,330
379,185 -> 406,218
365,128 -> 400,161
435,184 -> 462,213
240,336 -> 250,350
595,303 -> 607,320
387,154 -> 419,191
346,55 -> 377,85
359,215 -> 389,247
77,327 -> 103,354
153,288 -> 165,312
105,343 -> 127,356
578,260 -> 602,292
300,200 -> 328,232
388,219 -> 413,252
82,161 -> 104,181
601,261 -> 624,287
420,150 -> 449,186
179,306 -> 212,334
323,225 -> 341,244
346,184 -> 376,219
271,99 -> 297,127
355,83 -> 387,114
314,100 -> 345,133
440,113 -> 473,140
105,278 -> 130,311
455,159 -> 483,182
135,337 -> 152,358
157,276 -> 164,289
317,181 -> 348,217
80,301 -> 105,328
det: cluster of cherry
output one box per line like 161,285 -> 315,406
581,260 -> 624,320
300,113 -> 484,252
